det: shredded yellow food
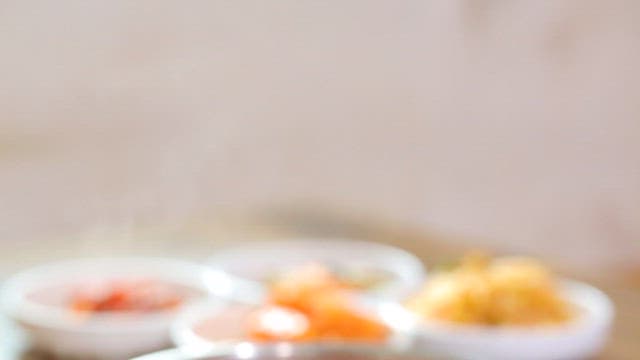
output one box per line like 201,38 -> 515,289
407,253 -> 572,326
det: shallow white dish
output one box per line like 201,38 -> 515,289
205,239 -> 426,301
0,257 -> 212,360
171,296 -> 416,351
410,280 -> 614,360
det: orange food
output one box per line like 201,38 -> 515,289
247,263 -> 389,343
70,279 -> 183,313
270,263 -> 345,312
304,292 -> 389,341
247,305 -> 314,341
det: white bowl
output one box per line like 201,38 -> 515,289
171,297 -> 417,351
0,257 -> 212,360
411,280 -> 614,360
205,239 -> 426,301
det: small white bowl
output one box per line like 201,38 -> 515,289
0,257 -> 212,360
206,239 -> 426,301
410,280 -> 614,360
171,297 -> 417,351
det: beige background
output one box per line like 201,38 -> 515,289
1,0 -> 640,272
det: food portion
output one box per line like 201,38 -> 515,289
407,253 -> 572,326
266,265 -> 393,292
69,278 -> 185,313
247,263 -> 390,342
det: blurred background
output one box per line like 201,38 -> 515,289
0,2 -> 639,355
2,0 -> 639,272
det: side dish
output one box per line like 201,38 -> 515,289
1,257 -> 210,359
407,253 -> 572,326
247,263 -> 390,342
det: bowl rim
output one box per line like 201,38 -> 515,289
133,341 -> 437,360
0,256 -> 212,333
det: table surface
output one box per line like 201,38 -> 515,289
1,214 -> 637,359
